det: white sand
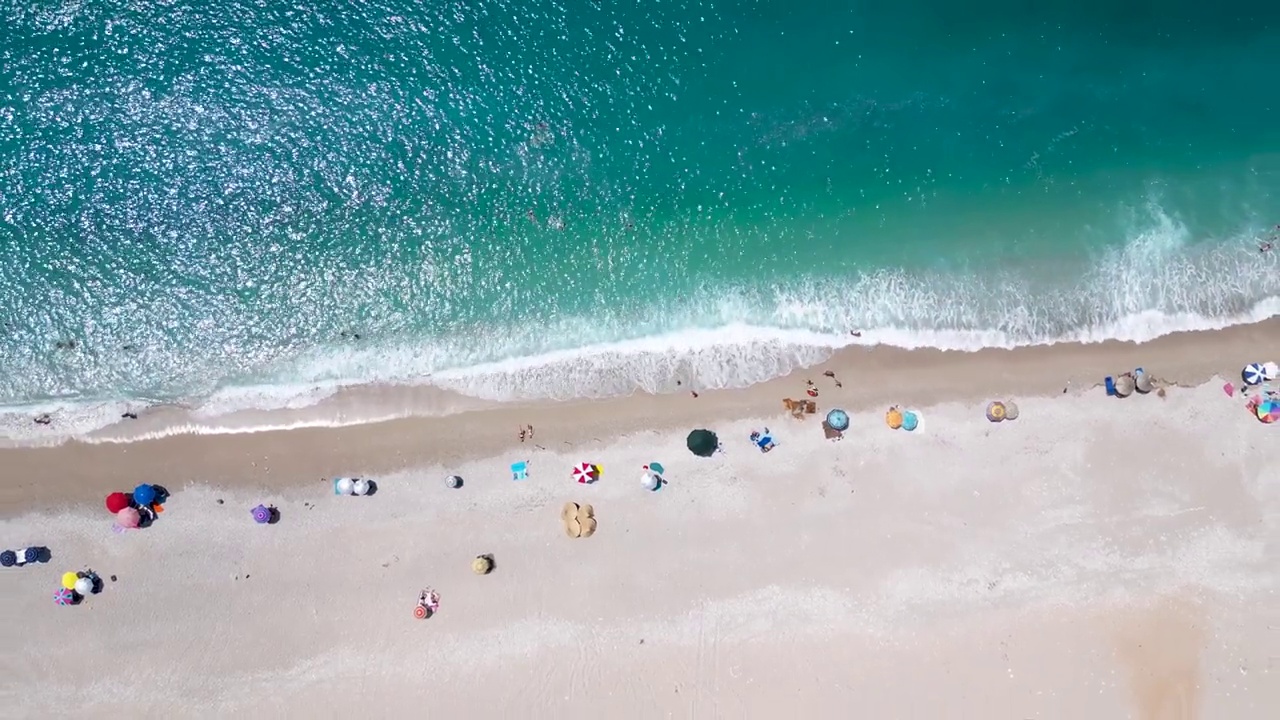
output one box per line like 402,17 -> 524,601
3,381 -> 1278,718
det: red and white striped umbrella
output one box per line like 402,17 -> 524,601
571,462 -> 596,484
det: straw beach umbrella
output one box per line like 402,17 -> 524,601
1114,374 -> 1135,397
471,555 -> 493,575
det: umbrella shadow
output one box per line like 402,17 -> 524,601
267,507 -> 281,524
364,481 -> 379,496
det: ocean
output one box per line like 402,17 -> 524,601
2,0 -> 1279,443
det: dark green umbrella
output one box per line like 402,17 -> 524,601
686,429 -> 719,457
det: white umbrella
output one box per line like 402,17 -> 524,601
74,577 -> 93,596
640,470 -> 660,491
352,479 -> 370,496
1135,371 -> 1153,393
1263,361 -> 1279,381
334,477 -> 354,495
1242,363 -> 1265,386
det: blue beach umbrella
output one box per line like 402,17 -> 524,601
133,484 -> 157,506
23,547 -> 40,564
0,550 -> 15,567
825,409 -> 850,432
901,411 -> 919,431
1242,364 -> 1265,386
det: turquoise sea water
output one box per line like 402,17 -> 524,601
2,1 -> 1279,440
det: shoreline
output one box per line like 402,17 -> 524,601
3,295 -> 1278,449
3,317 -> 1277,515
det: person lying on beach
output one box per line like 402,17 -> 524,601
823,370 -> 843,388
1260,241 -> 1273,254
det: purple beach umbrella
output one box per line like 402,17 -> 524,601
251,505 -> 271,524
54,588 -> 75,606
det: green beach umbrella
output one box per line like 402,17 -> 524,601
686,429 -> 719,458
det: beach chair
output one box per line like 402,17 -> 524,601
1104,376 -> 1117,397
511,461 -> 528,481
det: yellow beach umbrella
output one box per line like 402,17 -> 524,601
885,407 -> 903,429
61,572 -> 78,590
986,401 -> 1006,422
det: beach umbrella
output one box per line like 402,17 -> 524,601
105,492 -> 131,514
1257,400 -> 1280,424
640,470 -> 660,491
23,547 -> 39,564
54,588 -> 75,606
901,411 -> 919,431
74,576 -> 94,595
686,429 -> 718,457
647,462 -> 665,475
1135,372 -> 1153,394
352,479 -> 370,496
825,409 -> 850,432
446,475 -> 463,489
1004,401 -> 1020,421
334,477 -> 354,495
1264,362 -> 1280,381
0,550 -> 15,567
986,402 -> 1006,422
571,462 -> 596,484
132,484 -> 157,506
61,572 -> 78,590
885,407 -> 903,429
251,505 -> 271,524
471,555 -> 493,575
116,507 -> 141,529
1114,375 -> 1135,397
1242,363 -> 1265,386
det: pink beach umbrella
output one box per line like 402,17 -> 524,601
571,462 -> 596,484
116,507 -> 141,529
54,588 -> 75,606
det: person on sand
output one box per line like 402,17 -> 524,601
849,330 -> 862,337
518,426 -> 527,442
823,370 -> 843,388
806,380 -> 819,398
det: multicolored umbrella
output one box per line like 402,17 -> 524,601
1242,363 -> 1265,386
825,409 -> 850,432
571,462 -> 597,484
251,505 -> 271,524
54,588 -> 75,606
105,492 -> 131,514
986,402 -> 1007,422
1256,400 -> 1280,424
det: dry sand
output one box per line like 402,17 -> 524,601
1,324 -> 1279,718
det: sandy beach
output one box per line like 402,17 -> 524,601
3,324 -> 1279,718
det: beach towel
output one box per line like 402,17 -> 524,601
1104,376 -> 1116,397
511,461 -> 528,481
